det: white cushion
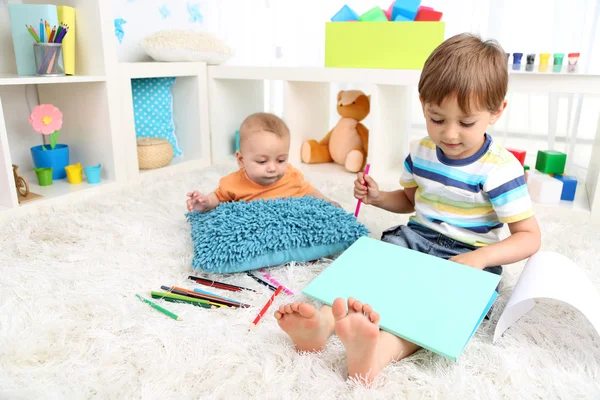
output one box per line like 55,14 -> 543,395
140,30 -> 233,64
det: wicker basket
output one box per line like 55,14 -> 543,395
137,137 -> 174,170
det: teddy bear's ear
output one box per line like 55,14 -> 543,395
337,91 -> 344,101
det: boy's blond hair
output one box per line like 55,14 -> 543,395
239,112 -> 290,146
418,33 -> 508,114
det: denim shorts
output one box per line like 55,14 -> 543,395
381,222 -> 502,292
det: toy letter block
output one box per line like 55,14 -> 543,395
553,174 -> 577,201
506,148 -> 526,166
415,7 -> 443,21
394,14 -> 412,21
527,170 -> 563,204
392,0 -> 421,21
331,5 -> 360,22
360,6 -> 388,22
535,150 -> 566,175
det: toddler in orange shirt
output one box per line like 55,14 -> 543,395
186,112 -> 337,212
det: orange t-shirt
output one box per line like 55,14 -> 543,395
213,165 -> 316,202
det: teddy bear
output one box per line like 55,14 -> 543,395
301,90 -> 370,173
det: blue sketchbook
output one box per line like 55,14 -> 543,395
302,236 -> 500,361
8,4 -> 59,76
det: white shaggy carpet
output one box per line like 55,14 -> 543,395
1,164 -> 600,399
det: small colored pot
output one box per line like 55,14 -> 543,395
65,163 -> 83,184
30,144 -> 69,180
553,53 -> 564,72
568,52 -> 580,72
525,53 -> 535,72
84,164 -> 101,184
34,167 -> 53,186
539,53 -> 550,72
512,53 -> 523,70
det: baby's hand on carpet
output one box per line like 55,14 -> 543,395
449,251 -> 487,270
186,190 -> 210,212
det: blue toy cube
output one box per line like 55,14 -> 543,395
394,14 -> 412,21
331,5 -> 360,22
392,0 -> 422,21
553,174 -> 577,201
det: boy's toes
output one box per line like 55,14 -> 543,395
332,298 -> 347,321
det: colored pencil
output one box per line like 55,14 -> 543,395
44,20 -> 51,41
136,294 -> 182,321
354,163 -> 371,218
260,270 -> 294,295
188,275 -> 257,293
246,272 -> 277,291
161,286 -> 235,308
55,24 -> 64,43
48,25 -> 56,43
39,19 -> 44,43
249,286 -> 283,331
171,286 -> 251,308
194,288 -> 239,303
55,26 -> 68,44
26,25 -> 40,43
151,291 -> 212,308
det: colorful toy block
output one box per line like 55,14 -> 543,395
392,0 -> 421,21
384,2 -> 394,20
506,148 -> 526,166
535,150 -> 566,175
331,5 -> 360,22
394,14 -> 412,21
553,174 -> 578,201
527,170 -> 563,204
415,7 -> 443,21
360,6 -> 388,22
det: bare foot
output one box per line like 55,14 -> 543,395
275,302 -> 331,352
333,297 -> 382,384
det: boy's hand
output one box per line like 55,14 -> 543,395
186,190 -> 211,212
354,172 -> 380,204
449,250 -> 487,270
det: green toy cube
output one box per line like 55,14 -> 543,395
535,150 -> 566,174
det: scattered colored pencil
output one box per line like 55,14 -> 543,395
136,294 -> 181,321
249,286 -> 283,331
260,270 -> 294,295
161,285 -> 237,308
354,163 -> 371,218
194,288 -> 239,303
151,291 -> 213,309
188,275 -> 257,293
246,272 -> 277,292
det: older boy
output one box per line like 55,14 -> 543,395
275,33 -> 541,384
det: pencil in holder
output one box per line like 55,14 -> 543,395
33,43 -> 65,77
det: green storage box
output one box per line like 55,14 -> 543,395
325,22 -> 445,69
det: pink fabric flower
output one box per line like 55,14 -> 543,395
29,104 -> 63,135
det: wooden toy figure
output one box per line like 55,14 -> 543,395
13,164 -> 42,203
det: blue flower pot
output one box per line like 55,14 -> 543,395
30,144 -> 69,180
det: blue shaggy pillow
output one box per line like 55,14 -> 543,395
186,197 -> 370,274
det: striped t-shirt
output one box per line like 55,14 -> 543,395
400,134 -> 533,246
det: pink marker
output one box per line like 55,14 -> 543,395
260,270 -> 294,295
354,163 -> 371,218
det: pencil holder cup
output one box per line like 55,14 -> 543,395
84,164 -> 101,184
65,163 -> 83,184
33,43 -> 65,77
34,167 -> 53,186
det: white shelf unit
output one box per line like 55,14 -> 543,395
207,66 -> 600,219
118,62 -> 211,182
0,1 -> 212,218
0,0 -> 122,215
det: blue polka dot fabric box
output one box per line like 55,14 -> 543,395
131,77 -> 183,156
